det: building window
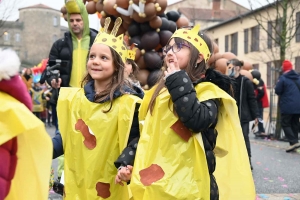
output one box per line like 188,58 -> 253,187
225,35 -> 228,52
266,62 -> 271,87
275,18 -> 282,47
244,29 -> 249,54
251,25 -> 259,51
15,33 -> 20,42
253,64 -> 259,70
4,32 -> 10,41
230,32 -> 238,55
267,21 -> 272,48
53,35 -> 57,43
295,56 -> 300,72
296,12 -> 300,42
53,16 -> 58,27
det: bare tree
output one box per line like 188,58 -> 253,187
247,0 -> 300,139
0,0 -> 23,34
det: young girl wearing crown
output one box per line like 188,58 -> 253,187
53,17 -> 143,200
116,25 -> 256,199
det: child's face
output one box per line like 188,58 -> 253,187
163,38 -> 190,70
124,60 -> 133,79
87,44 -> 115,84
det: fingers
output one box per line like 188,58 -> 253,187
51,78 -> 62,88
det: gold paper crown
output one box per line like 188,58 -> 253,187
170,24 -> 211,62
94,17 -> 128,63
127,44 -> 137,60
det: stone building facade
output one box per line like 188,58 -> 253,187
166,0 -> 249,29
0,4 -> 68,67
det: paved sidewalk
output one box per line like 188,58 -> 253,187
256,193 -> 300,199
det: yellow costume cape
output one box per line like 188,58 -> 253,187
57,87 -> 141,200
0,91 -> 52,200
131,82 -> 255,200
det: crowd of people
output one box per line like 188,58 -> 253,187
1,0 -> 300,199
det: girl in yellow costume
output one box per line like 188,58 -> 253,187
118,25 -> 255,199
55,17 -> 143,200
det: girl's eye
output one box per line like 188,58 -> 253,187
89,54 -> 95,59
101,56 -> 108,60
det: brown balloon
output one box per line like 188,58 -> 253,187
144,3 -> 156,17
137,56 -> 146,69
86,1 -> 97,14
176,16 -> 189,28
121,15 -> 132,24
207,52 -> 222,65
61,6 -> 67,14
149,16 -> 162,29
116,0 -> 129,8
222,52 -> 237,60
155,0 -> 168,15
240,69 -> 253,81
103,0 -> 118,16
95,1 -> 104,13
137,69 -> 150,86
242,61 -> 253,71
116,25 -> 126,36
214,58 -> 228,74
134,48 -> 141,62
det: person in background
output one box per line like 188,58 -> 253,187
226,59 -> 259,170
275,60 -> 300,152
21,68 -> 33,91
251,70 -> 269,137
30,75 -> 46,121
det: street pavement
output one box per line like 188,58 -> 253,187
46,126 -> 300,200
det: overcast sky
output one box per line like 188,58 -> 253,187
2,0 -> 273,30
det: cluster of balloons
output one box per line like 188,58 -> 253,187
208,44 -> 254,80
60,0 -> 256,87
60,0 -> 190,88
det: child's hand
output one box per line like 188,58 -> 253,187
115,165 -> 133,186
164,54 -> 180,78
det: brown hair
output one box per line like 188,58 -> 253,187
126,58 -> 139,82
148,32 -> 213,114
81,46 -> 125,112
228,59 -> 244,67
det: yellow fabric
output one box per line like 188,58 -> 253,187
194,82 -> 256,200
130,87 -> 210,200
131,82 -> 255,200
69,40 -> 88,87
57,87 -> 141,200
0,92 -> 52,200
30,89 -> 44,112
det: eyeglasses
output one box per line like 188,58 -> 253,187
163,43 -> 190,55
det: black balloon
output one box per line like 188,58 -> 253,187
251,70 -> 261,80
168,21 -> 177,33
166,11 -> 180,22
158,13 -> 167,19
160,17 -> 170,30
128,22 -> 141,37
144,51 -> 162,70
140,22 -> 154,33
141,31 -> 160,51
159,30 -> 173,47
130,35 -> 143,49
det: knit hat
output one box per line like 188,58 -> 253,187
0,48 -> 32,110
282,60 -> 293,72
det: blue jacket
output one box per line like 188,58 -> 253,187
52,81 -> 144,159
275,70 -> 300,114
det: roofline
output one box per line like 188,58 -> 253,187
19,4 -> 59,12
167,0 -> 185,6
229,0 -> 250,11
204,1 -> 278,30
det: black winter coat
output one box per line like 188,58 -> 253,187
47,29 -> 98,87
234,75 -> 259,123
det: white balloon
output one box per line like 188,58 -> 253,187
116,7 -> 130,16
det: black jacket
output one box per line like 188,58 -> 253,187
47,29 -> 98,87
234,75 -> 259,123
